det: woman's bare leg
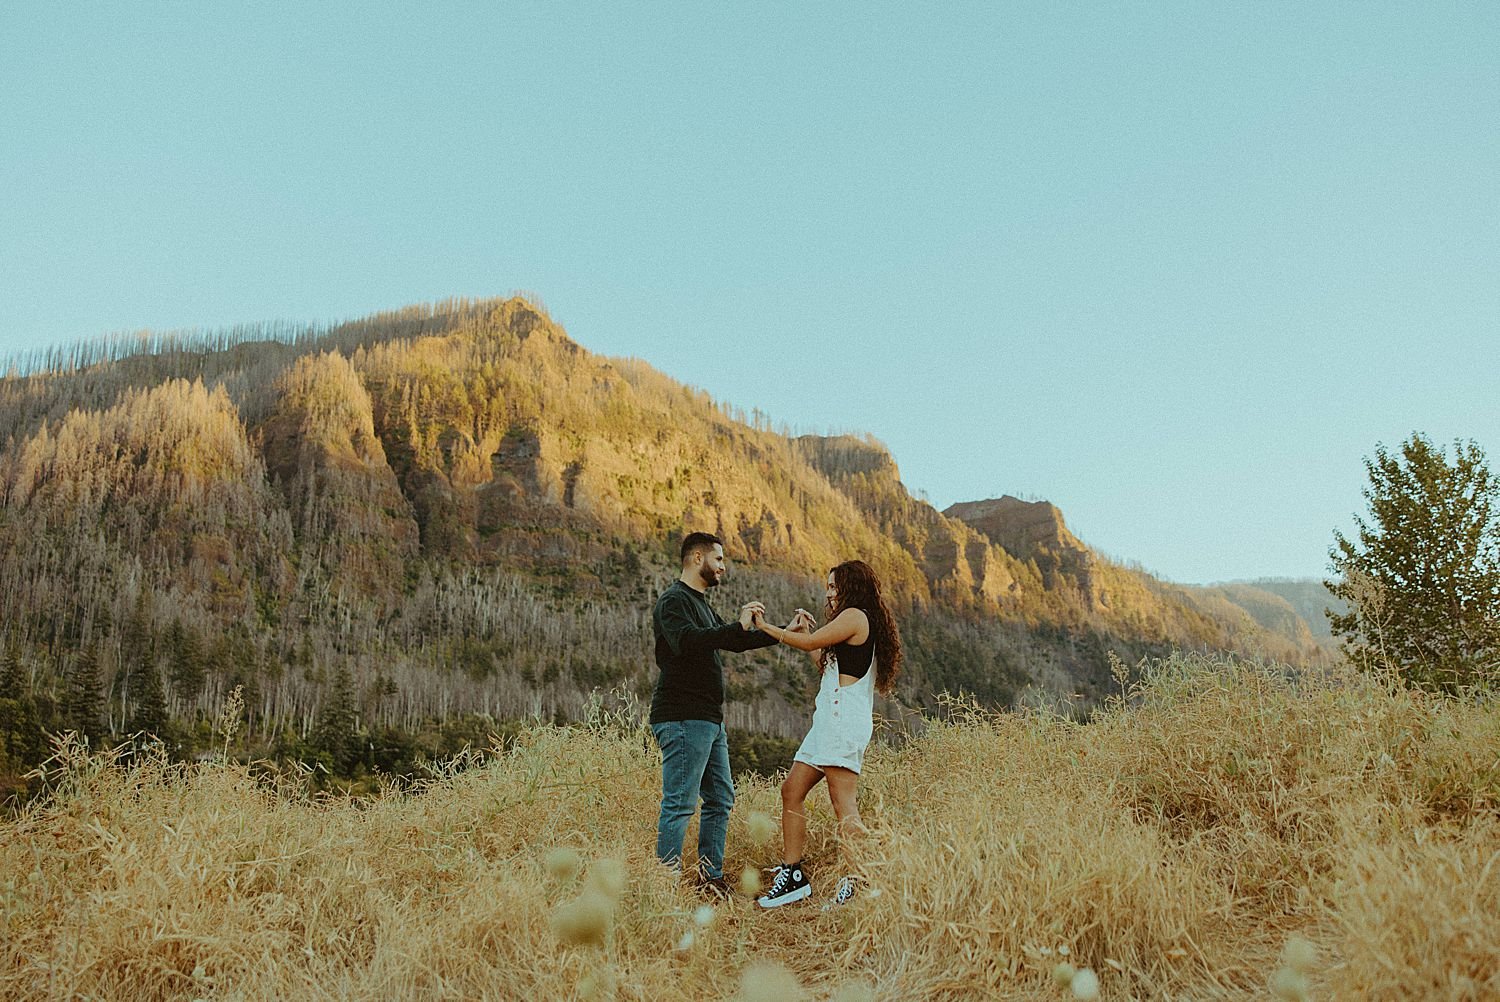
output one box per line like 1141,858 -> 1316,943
824,766 -> 867,871
779,762 -> 825,865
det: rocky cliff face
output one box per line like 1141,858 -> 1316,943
258,351 -> 419,614
795,435 -> 1021,606
945,496 -> 1329,662
945,495 -> 1105,609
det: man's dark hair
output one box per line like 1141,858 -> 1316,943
680,532 -> 723,564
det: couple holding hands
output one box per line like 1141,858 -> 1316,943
649,532 -> 903,910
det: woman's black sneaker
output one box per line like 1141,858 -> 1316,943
823,875 -> 858,909
756,863 -> 811,908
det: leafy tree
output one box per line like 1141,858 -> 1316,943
1328,434 -> 1500,691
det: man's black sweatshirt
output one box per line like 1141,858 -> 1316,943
650,580 -> 778,724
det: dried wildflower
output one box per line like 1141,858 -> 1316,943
1070,967 -> 1100,1000
551,889 -> 614,947
1281,935 -> 1317,974
544,847 -> 582,881
585,858 -> 627,901
738,865 -> 762,897
829,981 -> 876,1002
1052,961 -> 1077,987
578,968 -> 617,999
736,960 -> 806,1002
747,811 -> 777,845
1269,967 -> 1309,1002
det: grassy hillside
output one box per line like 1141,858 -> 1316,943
2,653 -> 1495,1000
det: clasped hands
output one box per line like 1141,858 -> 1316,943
739,601 -> 816,635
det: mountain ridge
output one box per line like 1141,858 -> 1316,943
0,297 -> 1331,781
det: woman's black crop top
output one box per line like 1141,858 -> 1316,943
831,626 -> 874,680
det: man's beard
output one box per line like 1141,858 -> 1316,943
700,567 -> 724,588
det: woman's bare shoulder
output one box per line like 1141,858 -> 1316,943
835,607 -> 870,638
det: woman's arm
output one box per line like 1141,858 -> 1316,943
756,607 -> 868,652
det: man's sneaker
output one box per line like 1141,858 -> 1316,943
823,875 -> 858,909
756,863 -> 811,909
695,874 -> 733,902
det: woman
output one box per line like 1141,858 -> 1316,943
751,559 -> 903,909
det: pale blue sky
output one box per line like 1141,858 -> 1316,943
2,3 -> 1496,583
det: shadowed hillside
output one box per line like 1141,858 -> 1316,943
1229,578 -> 1348,642
1,298 -> 1320,789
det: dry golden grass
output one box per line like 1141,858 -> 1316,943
2,654 -> 1497,1000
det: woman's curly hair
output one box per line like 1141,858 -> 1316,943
820,559 -> 903,696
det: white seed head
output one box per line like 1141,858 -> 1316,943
1270,967 -> 1310,1002
829,981 -> 877,1002
1070,968 -> 1100,1000
1052,961 -> 1077,987
585,858 -> 627,901
694,903 -> 716,927
551,890 -> 614,947
739,866 -> 763,897
578,968 -> 617,999
676,930 -> 696,952
737,960 -> 806,1002
747,811 -> 777,845
1281,935 -> 1317,974
544,847 -> 582,881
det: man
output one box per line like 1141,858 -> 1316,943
651,531 -> 788,898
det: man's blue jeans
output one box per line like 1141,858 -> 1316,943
652,720 -> 734,879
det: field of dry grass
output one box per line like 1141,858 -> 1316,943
3,653 -> 1497,1000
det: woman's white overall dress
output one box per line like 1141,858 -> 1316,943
793,653 -> 877,774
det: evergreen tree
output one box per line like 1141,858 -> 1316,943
0,647 -> 23,702
64,645 -> 105,743
120,596 -> 153,678
118,595 -> 155,728
168,621 -> 207,709
1,647 -> 48,772
1328,433 -> 1500,691
131,662 -> 170,742
313,664 -> 360,774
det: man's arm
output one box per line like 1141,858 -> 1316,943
657,593 -> 775,656
716,612 -> 780,653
